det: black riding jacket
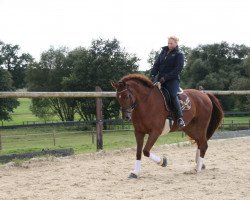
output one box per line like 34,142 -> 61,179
150,46 -> 184,81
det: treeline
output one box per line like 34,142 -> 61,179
0,39 -> 250,122
182,42 -> 250,111
0,39 -> 139,121
0,41 -> 33,121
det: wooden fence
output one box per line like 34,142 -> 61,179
0,89 -> 250,151
0,90 -> 250,98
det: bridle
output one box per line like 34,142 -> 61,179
117,88 -> 137,113
117,86 -> 154,114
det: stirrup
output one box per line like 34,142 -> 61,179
177,118 -> 186,128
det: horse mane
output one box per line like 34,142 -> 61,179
120,74 -> 154,88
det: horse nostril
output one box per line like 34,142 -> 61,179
125,116 -> 131,121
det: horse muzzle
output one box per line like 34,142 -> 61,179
123,112 -> 132,121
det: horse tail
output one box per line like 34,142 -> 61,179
206,93 -> 224,140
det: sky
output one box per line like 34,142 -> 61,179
0,0 -> 250,71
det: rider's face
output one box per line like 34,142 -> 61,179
168,39 -> 177,50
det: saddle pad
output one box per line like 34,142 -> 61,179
155,83 -> 191,111
179,93 -> 192,111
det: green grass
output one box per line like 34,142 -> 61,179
0,126 -> 187,156
222,116 -> 250,124
2,98 -> 80,126
13,98 -> 30,113
2,98 -> 45,126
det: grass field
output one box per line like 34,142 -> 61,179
2,98 -> 46,126
2,98 -> 80,126
0,126 -> 187,156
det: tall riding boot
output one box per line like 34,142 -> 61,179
172,96 -> 186,128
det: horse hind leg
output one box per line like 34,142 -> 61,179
195,148 -> 205,170
195,148 -> 200,163
196,140 -> 208,172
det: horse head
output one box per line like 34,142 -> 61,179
111,81 -> 136,121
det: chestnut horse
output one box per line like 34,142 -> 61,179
112,74 -> 223,178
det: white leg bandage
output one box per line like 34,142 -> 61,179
149,153 -> 161,164
195,149 -> 200,163
196,157 -> 204,172
133,160 -> 141,175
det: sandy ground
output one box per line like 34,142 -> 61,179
0,137 -> 250,200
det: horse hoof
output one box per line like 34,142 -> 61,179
161,157 -> 167,167
128,172 -> 138,179
195,165 -> 205,172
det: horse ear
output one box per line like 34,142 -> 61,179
118,81 -> 126,87
111,81 -> 119,89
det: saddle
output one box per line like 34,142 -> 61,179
155,83 -> 191,112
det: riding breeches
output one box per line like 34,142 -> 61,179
161,79 -> 183,118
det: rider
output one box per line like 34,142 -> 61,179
150,36 -> 185,128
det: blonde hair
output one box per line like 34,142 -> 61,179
168,36 -> 179,43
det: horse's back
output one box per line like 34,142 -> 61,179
184,89 -> 211,102
183,89 -> 213,117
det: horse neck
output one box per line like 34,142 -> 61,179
128,81 -> 151,102
130,82 -> 167,116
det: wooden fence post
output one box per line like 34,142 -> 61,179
92,127 -> 95,144
0,132 -> 2,150
53,129 -> 56,146
95,86 -> 103,150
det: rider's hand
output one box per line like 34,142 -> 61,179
159,77 -> 165,84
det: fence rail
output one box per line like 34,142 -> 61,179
204,90 -> 250,95
0,91 -> 116,98
1,90 -> 250,99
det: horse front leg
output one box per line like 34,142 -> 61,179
128,131 -> 145,179
143,133 -> 167,167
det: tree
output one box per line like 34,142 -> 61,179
63,38 -> 139,120
26,39 -> 139,121
0,41 -> 33,89
0,68 -> 19,121
229,54 -> 250,111
147,49 -> 160,67
26,47 -> 77,121
182,42 -> 250,110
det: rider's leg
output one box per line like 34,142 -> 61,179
162,79 -> 185,128
172,96 -> 185,127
